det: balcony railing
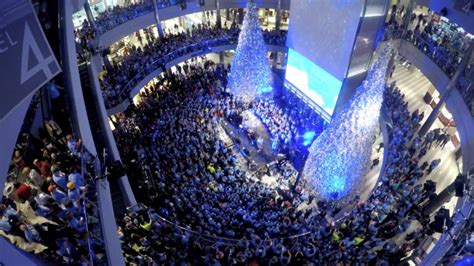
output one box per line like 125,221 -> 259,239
93,0 -> 181,35
102,30 -> 287,109
385,28 -> 474,116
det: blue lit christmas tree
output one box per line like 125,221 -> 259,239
302,45 -> 392,204
228,0 -> 273,102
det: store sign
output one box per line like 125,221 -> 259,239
0,0 -> 61,120
454,0 -> 474,14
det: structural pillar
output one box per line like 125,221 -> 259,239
59,0 -> 97,156
152,0 -> 165,38
418,44 -> 474,137
216,0 -> 222,28
275,0 -> 282,30
238,8 -> 244,25
219,52 -> 225,64
401,0 -> 415,37
84,1 -> 98,31
103,53 -> 113,71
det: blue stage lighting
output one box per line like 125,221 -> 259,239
455,255 -> 474,266
302,131 -> 316,146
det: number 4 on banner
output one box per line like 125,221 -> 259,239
462,0 -> 472,14
20,21 -> 55,85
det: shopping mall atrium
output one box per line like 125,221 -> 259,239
0,0 -> 474,265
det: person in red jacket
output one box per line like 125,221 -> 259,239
33,158 -> 51,177
15,182 -> 32,202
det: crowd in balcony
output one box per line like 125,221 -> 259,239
99,24 -> 287,108
74,0 -> 181,53
386,6 -> 473,78
1,89 -> 105,264
93,0 -> 155,35
108,58 -> 449,264
91,0 -> 186,35
456,63 -> 474,116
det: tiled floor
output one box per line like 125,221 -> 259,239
388,59 -> 461,214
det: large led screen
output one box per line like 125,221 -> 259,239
286,0 -> 364,81
285,48 -> 342,116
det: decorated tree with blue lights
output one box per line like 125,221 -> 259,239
302,45 -> 392,204
228,0 -> 273,102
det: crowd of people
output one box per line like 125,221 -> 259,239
251,96 -> 325,151
93,0 -> 155,35
2,119 -> 105,264
107,54 -> 450,264
385,5 -> 474,116
385,6 -> 473,78
456,63 -> 474,116
81,0 -> 180,37
0,83 -> 108,264
100,25 -> 287,108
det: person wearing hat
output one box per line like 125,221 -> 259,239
67,181 -> 83,201
52,166 -> 68,191
68,170 -> 84,188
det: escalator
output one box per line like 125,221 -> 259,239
78,63 -> 127,217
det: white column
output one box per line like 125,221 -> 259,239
152,0 -> 165,38
59,0 -> 97,156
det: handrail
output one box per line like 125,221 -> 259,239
421,165 -> 474,265
386,28 -> 468,78
79,145 -> 94,265
143,203 -> 313,245
104,32 -> 287,109
78,147 -> 106,265
118,37 -> 237,97
89,0 -> 289,38
92,0 -> 179,35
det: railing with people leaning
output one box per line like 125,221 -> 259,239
385,27 -> 474,117
92,0 -> 181,35
105,31 -> 287,109
77,146 -> 107,265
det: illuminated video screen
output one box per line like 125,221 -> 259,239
284,48 -> 342,119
